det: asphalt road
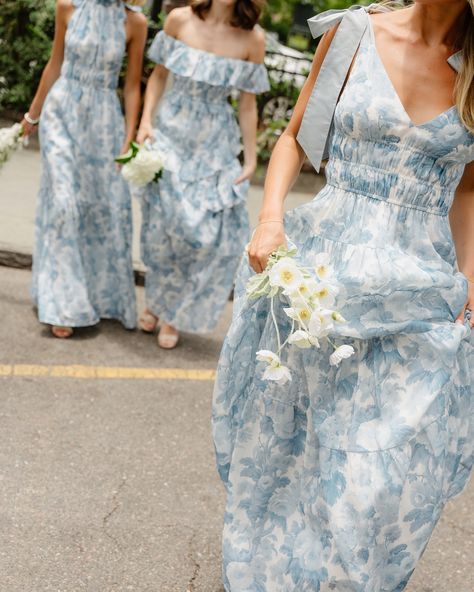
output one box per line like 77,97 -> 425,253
0,266 -> 472,592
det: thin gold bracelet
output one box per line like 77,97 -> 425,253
257,220 -> 284,225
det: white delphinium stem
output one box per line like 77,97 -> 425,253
270,295 -> 282,354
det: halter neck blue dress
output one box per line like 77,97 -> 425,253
140,31 -> 269,333
213,8 -> 474,591
32,0 -> 138,329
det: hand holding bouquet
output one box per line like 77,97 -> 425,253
246,245 -> 355,383
0,124 -> 25,170
115,141 -> 164,187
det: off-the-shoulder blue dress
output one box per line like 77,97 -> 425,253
32,0 -> 137,329
213,8 -> 474,591
141,31 -> 269,333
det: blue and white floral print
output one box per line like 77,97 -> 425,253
32,0 -> 136,328
140,32 -> 269,333
213,16 -> 474,592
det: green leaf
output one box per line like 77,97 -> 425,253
114,146 -> 135,164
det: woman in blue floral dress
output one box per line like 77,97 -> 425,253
22,0 -> 147,337
136,1 -> 269,349
213,2 -> 474,590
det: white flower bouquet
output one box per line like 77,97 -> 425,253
115,141 -> 164,187
246,245 -> 355,383
0,123 -> 25,170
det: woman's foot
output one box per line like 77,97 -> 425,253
158,324 -> 179,349
51,326 -> 74,339
139,309 -> 159,333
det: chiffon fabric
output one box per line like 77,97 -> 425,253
140,32 -> 269,333
32,0 -> 137,328
212,9 -> 474,592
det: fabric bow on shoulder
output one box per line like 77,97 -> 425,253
296,4 -> 381,173
296,3 -> 463,172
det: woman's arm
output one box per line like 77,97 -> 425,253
235,91 -> 258,184
21,0 -> 74,136
135,65 -> 169,143
234,28 -> 266,185
136,10 -> 185,143
120,10 -> 148,154
248,26 -> 338,273
450,160 -> 474,327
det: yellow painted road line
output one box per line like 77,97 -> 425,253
0,364 -> 216,381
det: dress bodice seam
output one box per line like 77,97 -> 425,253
325,182 -> 448,216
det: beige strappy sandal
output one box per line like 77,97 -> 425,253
158,324 -> 179,350
139,309 -> 159,333
51,326 -> 74,339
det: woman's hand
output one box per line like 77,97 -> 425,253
248,220 -> 286,273
456,278 -> 474,329
234,160 -> 256,185
136,121 -> 155,145
20,116 -> 38,138
119,139 -> 133,157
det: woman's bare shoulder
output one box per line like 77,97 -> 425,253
246,26 -> 266,64
126,6 -> 148,31
164,6 -> 193,37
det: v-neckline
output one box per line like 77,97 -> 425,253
367,16 -> 457,129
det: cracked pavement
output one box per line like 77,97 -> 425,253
0,266 -> 473,592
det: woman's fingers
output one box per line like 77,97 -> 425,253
246,221 -> 286,273
20,119 -> 35,137
456,302 -> 473,328
136,128 -> 154,144
234,164 -> 255,185
466,304 -> 474,329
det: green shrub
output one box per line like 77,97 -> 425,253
0,0 -> 56,115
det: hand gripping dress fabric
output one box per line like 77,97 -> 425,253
140,32 -> 269,333
212,8 -> 474,592
32,0 -> 137,328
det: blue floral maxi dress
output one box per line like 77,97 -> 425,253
140,32 -> 269,333
32,0 -> 137,329
212,8 -> 474,592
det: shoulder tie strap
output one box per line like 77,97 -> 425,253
297,4 -> 378,172
448,51 -> 463,73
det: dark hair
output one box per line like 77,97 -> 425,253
191,0 -> 264,30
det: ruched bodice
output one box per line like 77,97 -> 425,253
327,22 -> 472,216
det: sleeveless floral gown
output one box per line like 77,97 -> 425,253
212,10 -> 474,592
32,0 -> 137,329
140,32 -> 269,333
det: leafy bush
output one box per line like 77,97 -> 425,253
0,0 -> 56,115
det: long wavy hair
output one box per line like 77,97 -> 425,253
455,1 -> 474,133
191,0 -> 264,30
374,1 -> 474,132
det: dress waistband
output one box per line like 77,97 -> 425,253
61,70 -> 118,90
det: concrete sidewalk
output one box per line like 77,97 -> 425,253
0,145 -> 320,270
